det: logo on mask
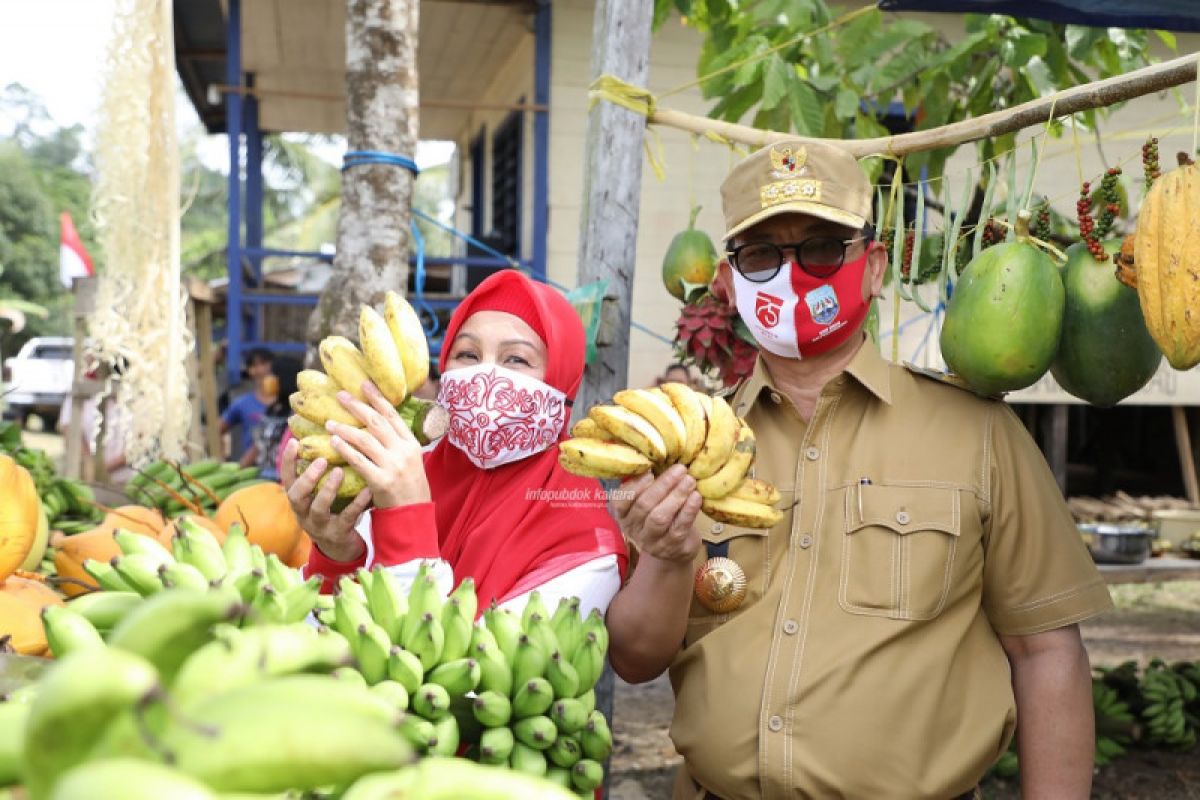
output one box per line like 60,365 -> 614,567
755,292 -> 784,329
805,285 -> 839,325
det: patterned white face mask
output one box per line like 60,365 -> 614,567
436,364 -> 568,470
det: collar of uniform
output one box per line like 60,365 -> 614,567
842,339 -> 893,404
733,340 -> 892,409
731,355 -> 775,412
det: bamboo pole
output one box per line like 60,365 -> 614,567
647,52 -> 1200,156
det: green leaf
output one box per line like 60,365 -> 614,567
835,8 -> 882,67
857,19 -> 934,67
1004,31 -> 1047,67
1156,30 -> 1178,52
1065,25 -> 1102,60
732,56 -> 765,91
790,81 -> 824,136
871,36 -> 932,96
808,71 -> 841,92
711,84 -> 762,122
854,112 -> 890,141
835,87 -> 860,120
761,56 -> 793,111
1023,55 -> 1055,97
917,73 -> 953,130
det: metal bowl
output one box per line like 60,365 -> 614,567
1078,523 -> 1154,565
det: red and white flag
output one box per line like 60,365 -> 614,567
59,212 -> 94,288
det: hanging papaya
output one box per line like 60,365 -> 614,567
0,454 -> 41,583
1133,157 -> 1200,369
940,211 -> 1064,397
662,205 -> 718,301
1051,240 -> 1161,407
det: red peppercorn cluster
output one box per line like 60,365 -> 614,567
1077,168 -> 1122,263
1032,205 -> 1052,242
1094,167 -> 1122,241
882,227 -> 916,278
980,218 -> 1003,249
901,230 -> 915,278
1143,137 -> 1161,189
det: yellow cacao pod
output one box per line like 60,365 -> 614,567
0,454 -> 41,583
1134,162 -> 1200,370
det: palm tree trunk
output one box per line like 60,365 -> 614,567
308,0 -> 420,348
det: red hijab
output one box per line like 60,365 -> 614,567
425,270 -> 627,607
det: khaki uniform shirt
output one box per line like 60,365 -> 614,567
669,343 -> 1113,800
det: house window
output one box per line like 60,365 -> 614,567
490,110 -> 522,257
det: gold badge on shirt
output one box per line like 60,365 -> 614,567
694,556 -> 747,613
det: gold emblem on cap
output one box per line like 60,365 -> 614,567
769,145 -> 806,176
694,556 -> 747,613
760,178 -> 821,209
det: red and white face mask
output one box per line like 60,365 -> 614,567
436,364 -> 567,470
732,251 -> 871,360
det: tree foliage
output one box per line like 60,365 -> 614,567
655,2 -> 1169,182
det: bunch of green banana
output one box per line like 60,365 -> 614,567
38,478 -> 101,532
289,291 -> 443,506
467,592 -> 611,795
124,460 -> 264,516
316,567 -> 614,794
1140,661 -> 1199,750
66,517 -> 324,632
559,384 -> 783,529
1092,681 -> 1135,766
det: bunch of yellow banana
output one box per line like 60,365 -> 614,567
559,383 -> 783,529
289,291 -> 446,503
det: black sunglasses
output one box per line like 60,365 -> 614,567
727,225 -> 875,283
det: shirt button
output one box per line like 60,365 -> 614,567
711,522 -> 725,534
783,619 -> 799,635
768,715 -> 784,732
799,535 -> 813,549
895,510 -> 911,525
805,447 -> 820,461
770,392 -> 783,404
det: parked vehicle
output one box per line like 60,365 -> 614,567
2,337 -> 74,428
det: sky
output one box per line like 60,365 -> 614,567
0,0 -> 453,170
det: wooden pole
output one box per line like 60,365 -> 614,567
574,0 -> 655,796
1172,406 -> 1200,505
645,52 -> 1200,156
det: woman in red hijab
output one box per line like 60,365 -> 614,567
281,270 -> 627,614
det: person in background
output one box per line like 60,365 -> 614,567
57,360 -> 133,486
221,347 -> 275,466
248,357 -> 301,481
655,363 -> 695,389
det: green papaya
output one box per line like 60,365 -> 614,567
1050,240 -> 1161,407
940,212 -> 1064,397
662,205 -> 717,301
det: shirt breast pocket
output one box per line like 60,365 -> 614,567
838,483 -> 961,621
684,516 -> 772,645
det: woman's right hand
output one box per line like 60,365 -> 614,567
281,438 -> 372,563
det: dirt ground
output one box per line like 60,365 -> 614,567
608,582 -> 1200,800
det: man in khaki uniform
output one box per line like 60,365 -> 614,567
605,139 -> 1113,800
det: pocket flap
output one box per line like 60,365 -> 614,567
848,483 -> 960,537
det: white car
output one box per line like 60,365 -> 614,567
3,337 -> 74,427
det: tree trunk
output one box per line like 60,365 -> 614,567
307,0 -> 420,351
